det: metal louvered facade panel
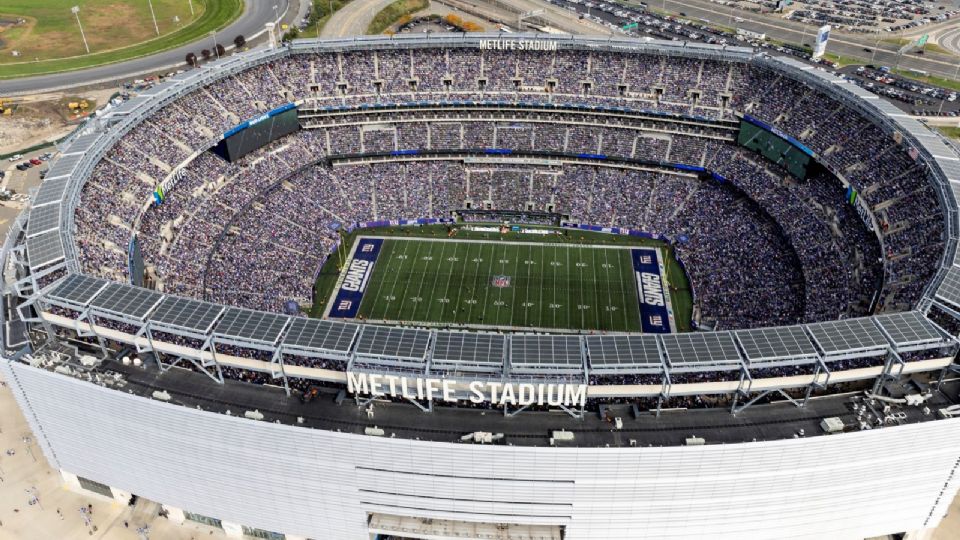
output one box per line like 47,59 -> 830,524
4,361 -> 960,540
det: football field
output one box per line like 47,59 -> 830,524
329,236 -> 654,332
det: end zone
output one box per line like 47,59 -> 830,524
326,238 -> 383,318
632,248 -> 675,333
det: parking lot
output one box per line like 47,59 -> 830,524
544,0 -> 960,116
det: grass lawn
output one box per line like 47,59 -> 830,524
367,0 -> 428,34
311,224 -> 694,333
937,126 -> 960,141
822,52 -> 864,68
0,0 -> 241,79
881,37 -> 951,56
892,68 -> 960,92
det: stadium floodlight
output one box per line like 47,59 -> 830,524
147,0 -> 160,36
71,6 -> 90,54
210,31 -> 219,59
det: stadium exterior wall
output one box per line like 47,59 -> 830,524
5,360 -> 960,540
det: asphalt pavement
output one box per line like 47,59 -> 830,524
938,27 -> 960,55
0,0 -> 291,96
323,0 -> 398,37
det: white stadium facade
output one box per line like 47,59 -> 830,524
4,34 -> 960,540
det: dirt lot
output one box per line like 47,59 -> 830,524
0,88 -> 114,155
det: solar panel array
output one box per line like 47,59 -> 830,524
26,205 -> 60,238
432,332 -> 506,366
150,296 -> 224,334
44,153 -> 83,179
874,311 -> 944,347
63,133 -> 101,155
936,266 -> 960,307
282,319 -> 358,354
585,335 -> 661,368
26,232 -> 65,270
735,326 -> 818,363
805,318 -> 889,355
47,274 -> 109,307
90,283 -> 163,320
354,326 -> 431,361
511,335 -> 582,368
660,333 -> 741,367
32,176 -> 71,208
215,307 -> 289,344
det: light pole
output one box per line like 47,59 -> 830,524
147,0 -> 160,35
71,6 -> 90,54
273,4 -> 279,24
188,0 -> 194,17
211,31 -> 219,59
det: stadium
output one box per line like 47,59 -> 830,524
3,32 -> 960,539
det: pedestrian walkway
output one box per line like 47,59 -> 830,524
0,377 -> 231,540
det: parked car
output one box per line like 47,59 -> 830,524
29,158 -> 41,165
7,154 -> 22,162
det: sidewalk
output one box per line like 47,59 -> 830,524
0,377 -> 231,540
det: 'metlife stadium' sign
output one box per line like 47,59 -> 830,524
479,39 -> 559,51
347,372 -> 588,407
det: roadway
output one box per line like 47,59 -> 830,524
0,0 -> 291,96
323,0 -> 609,37
938,26 -> 960,56
322,0 -> 398,37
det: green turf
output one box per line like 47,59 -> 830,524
310,224 -> 693,332
341,237 -> 647,332
0,0 -> 241,79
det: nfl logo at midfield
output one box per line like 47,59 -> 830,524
491,275 -> 511,288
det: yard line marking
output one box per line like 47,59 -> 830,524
393,240 -> 422,320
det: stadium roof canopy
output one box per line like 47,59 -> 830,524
734,326 -> 819,366
510,335 -> 584,374
45,274 -> 110,309
281,318 -> 359,360
936,267 -> 960,309
89,282 -> 164,323
660,333 -> 743,370
430,332 -> 506,374
585,335 -> 663,373
62,133 -> 101,156
149,296 -> 224,337
43,152 -> 84,179
26,232 -> 65,271
805,317 -> 890,360
352,326 -> 431,368
32,176 -> 71,208
213,307 -> 290,348
873,311 -> 950,352
25,205 -> 60,238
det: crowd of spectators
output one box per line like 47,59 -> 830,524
63,46 -> 950,396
